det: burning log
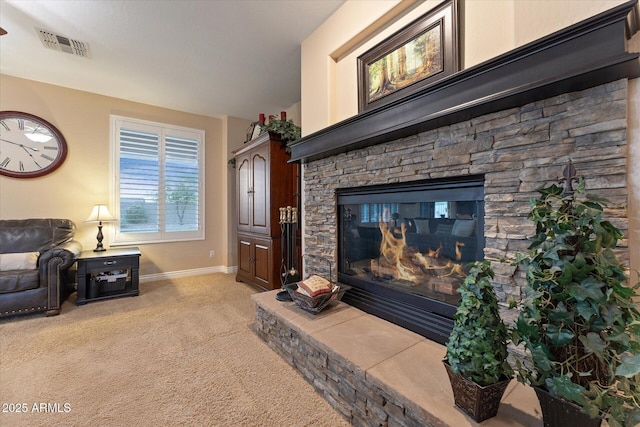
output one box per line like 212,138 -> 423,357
372,215 -> 467,295
455,241 -> 465,261
428,243 -> 443,258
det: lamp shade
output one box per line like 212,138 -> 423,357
85,205 -> 117,223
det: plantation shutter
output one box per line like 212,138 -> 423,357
360,203 -> 399,223
165,134 -> 199,232
111,116 -> 204,244
119,129 -> 160,233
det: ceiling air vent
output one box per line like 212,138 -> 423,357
36,27 -> 90,58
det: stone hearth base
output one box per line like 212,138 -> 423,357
252,290 -> 542,426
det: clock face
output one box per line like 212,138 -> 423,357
0,111 -> 68,178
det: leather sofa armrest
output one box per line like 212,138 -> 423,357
37,240 -> 82,313
38,240 -> 83,270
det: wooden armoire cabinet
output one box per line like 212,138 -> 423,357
233,132 -> 299,290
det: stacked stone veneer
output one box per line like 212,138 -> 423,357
254,304 -> 433,426
302,80 -> 630,302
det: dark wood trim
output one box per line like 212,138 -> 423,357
289,0 -> 640,163
232,130 -> 281,157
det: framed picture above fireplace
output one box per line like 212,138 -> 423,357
357,0 -> 460,113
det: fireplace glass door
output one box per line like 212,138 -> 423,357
337,176 -> 484,343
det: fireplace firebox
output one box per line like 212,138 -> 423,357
337,176 -> 484,344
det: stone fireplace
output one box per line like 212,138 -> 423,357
289,2 -> 638,344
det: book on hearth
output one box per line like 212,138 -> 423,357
297,275 -> 332,297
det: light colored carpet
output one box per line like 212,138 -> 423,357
0,274 -> 350,427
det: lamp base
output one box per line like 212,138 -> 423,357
94,223 -> 106,252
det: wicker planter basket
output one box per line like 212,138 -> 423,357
534,386 -> 603,427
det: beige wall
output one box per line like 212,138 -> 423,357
629,32 -> 640,285
224,115 -> 252,268
512,0 -> 626,47
302,0 -> 628,131
0,74 -> 248,276
300,0 -> 639,277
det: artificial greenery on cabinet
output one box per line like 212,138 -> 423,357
229,116 -> 301,168
258,117 -> 301,143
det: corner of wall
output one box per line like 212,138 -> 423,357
628,77 -> 640,284
627,30 -> 640,285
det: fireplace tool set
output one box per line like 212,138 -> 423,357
276,206 -> 350,311
276,206 -> 299,301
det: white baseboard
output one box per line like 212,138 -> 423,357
140,265 -> 238,283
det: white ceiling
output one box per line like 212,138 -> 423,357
0,0 -> 345,120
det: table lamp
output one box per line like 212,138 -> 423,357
85,204 -> 117,252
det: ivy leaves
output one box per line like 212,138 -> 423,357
615,353 -> 640,378
512,181 -> 640,426
445,261 -> 512,386
258,118 -> 301,142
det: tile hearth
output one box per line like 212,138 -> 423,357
252,291 -> 542,426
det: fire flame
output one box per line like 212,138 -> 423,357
375,214 -> 467,286
455,241 -> 465,261
379,221 -> 418,282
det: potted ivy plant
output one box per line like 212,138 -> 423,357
511,180 -> 640,427
229,116 -> 301,168
258,116 -> 301,144
444,260 -> 513,422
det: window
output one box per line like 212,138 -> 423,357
111,116 -> 204,244
434,201 -> 449,218
360,203 -> 399,223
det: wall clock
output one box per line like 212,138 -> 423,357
0,111 -> 68,178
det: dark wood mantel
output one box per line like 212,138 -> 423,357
289,0 -> 640,163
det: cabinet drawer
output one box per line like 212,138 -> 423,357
82,256 -> 138,271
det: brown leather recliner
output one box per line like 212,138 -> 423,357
0,219 -> 82,317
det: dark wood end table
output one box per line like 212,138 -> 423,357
76,247 -> 141,305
